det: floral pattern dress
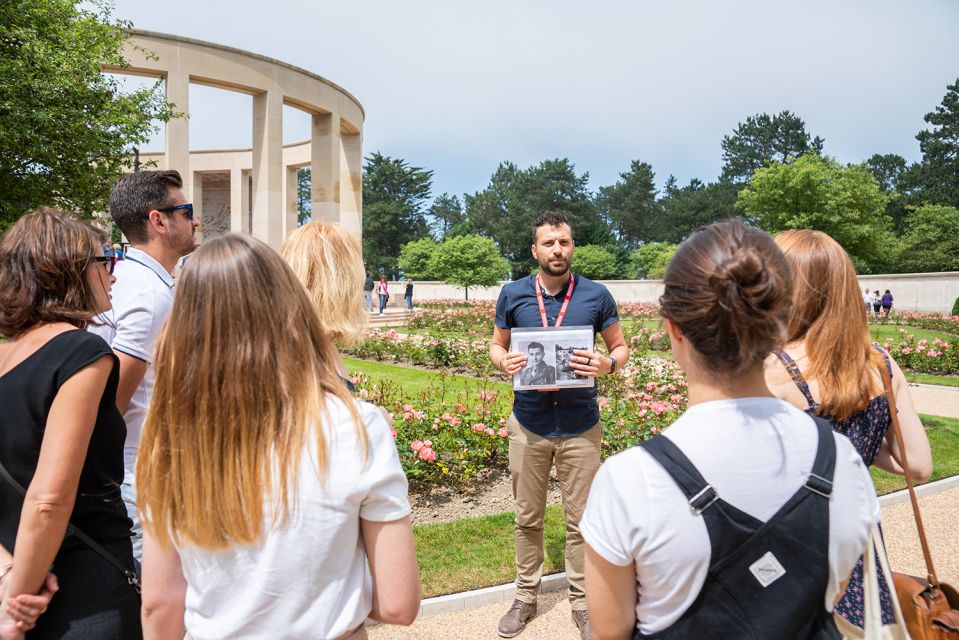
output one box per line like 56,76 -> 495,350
776,346 -> 895,628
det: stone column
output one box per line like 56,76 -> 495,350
283,165 -> 299,237
339,131 -> 362,235
165,71 -> 191,198
230,167 -> 250,234
252,89 -> 283,247
192,171 -> 204,243
310,112 -> 340,223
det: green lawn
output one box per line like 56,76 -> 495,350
903,372 -> 959,388
868,323 -> 955,344
414,504 -> 565,598
870,414 -> 959,494
343,357 -> 512,396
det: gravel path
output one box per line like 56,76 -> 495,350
370,486 -> 959,640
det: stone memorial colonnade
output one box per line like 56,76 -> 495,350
103,30 -> 364,247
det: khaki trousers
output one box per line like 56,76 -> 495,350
507,414 -> 602,611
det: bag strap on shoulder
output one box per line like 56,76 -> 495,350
0,460 -> 141,594
878,360 -> 939,589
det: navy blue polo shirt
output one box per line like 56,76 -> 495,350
495,274 -> 619,438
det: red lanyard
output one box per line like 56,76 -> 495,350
535,274 -> 575,328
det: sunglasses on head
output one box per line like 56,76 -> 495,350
156,203 -> 194,221
92,245 -> 115,274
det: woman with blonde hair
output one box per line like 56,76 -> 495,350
0,208 -> 140,639
137,234 -> 419,639
764,229 -> 932,630
280,221 -> 369,382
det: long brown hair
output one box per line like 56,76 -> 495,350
660,220 -> 793,376
280,221 -> 368,345
0,207 -> 108,337
775,230 -> 885,421
136,233 -> 365,550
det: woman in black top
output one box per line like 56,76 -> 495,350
0,208 -> 140,639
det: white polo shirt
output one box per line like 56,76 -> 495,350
89,247 -> 175,475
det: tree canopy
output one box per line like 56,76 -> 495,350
900,78 -> 959,209
630,242 -> 679,279
398,237 -> 440,280
431,234 -> 509,299
720,111 -> 825,184
596,160 -> 660,249
897,204 -> 959,273
736,154 -> 893,272
361,152 -> 433,276
0,0 -> 176,228
571,245 -> 618,280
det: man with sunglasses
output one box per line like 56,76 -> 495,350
89,169 -> 199,563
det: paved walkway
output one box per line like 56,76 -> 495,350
911,383 -> 959,419
369,487 -> 959,640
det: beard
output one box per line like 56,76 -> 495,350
538,256 -> 570,277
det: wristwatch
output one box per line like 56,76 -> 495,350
608,355 -> 618,374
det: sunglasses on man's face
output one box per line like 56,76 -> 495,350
92,245 -> 115,275
156,203 -> 194,221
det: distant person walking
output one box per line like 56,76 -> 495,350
377,275 -> 389,316
881,289 -> 894,316
364,273 -> 375,313
404,279 -> 414,312
861,287 -> 871,315
871,290 -> 882,317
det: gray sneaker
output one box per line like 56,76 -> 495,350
571,609 -> 594,640
498,599 -> 537,638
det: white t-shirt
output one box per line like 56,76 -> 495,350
581,398 -> 878,636
175,398 -> 411,640
89,247 -> 175,475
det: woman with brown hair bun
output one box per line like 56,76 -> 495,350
765,229 -> 932,631
581,220 -> 877,639
0,207 -> 141,639
137,234 -> 419,640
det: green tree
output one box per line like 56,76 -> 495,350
866,153 -> 907,193
900,78 -> 959,209
897,204 -> 959,273
0,0 -> 177,228
466,158 -> 606,277
430,193 -> 466,240
721,111 -> 825,184
362,152 -> 433,277
736,154 -> 893,272
430,234 -> 509,299
629,242 -> 679,279
658,177 -> 739,242
296,167 -> 311,225
571,245 -> 618,280
596,160 -> 661,248
398,237 -> 440,280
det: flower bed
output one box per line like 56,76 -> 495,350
343,329 -> 498,377
879,330 -> 958,375
407,306 -> 495,336
350,355 -> 687,486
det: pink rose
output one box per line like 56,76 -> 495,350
473,423 -> 486,432
418,446 -> 436,462
411,440 -> 424,452
498,427 -> 508,437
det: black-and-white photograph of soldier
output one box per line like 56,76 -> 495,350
519,341 -> 556,386
555,344 -> 581,381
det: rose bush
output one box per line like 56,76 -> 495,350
879,330 -> 959,375
871,312 -> 959,336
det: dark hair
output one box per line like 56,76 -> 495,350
0,207 -> 109,337
109,170 -> 183,243
531,211 -> 572,242
659,220 -> 792,376
527,342 -> 545,353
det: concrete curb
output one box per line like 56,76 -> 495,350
878,474 -> 959,507
910,383 -> 959,391
398,474 -> 959,622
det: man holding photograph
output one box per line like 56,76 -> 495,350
489,211 -> 628,639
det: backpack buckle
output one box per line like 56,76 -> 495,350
689,485 -> 719,515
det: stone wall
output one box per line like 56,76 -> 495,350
397,273 -> 959,314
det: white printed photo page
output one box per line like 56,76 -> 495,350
510,325 -> 595,391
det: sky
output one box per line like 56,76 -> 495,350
108,0 -> 959,202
